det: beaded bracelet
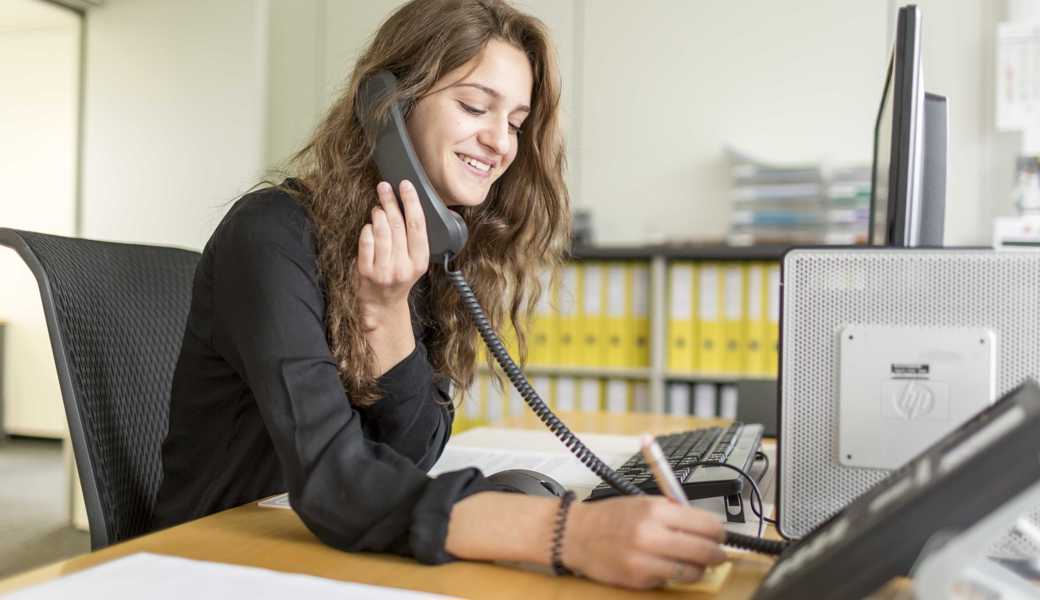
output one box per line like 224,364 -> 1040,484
550,490 -> 577,576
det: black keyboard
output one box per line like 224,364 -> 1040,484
586,421 -> 764,501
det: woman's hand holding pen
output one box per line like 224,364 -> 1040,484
355,180 -> 429,376
561,496 -> 728,589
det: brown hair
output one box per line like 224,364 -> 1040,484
285,0 -> 570,407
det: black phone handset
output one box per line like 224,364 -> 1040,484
357,70 -> 786,557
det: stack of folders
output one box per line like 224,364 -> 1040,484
727,148 -> 825,246
533,261 -> 652,370
824,165 -> 871,244
664,382 -> 740,419
666,260 -> 780,379
453,373 -> 653,433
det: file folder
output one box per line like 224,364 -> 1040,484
603,262 -> 628,368
605,379 -> 630,413
765,263 -> 781,377
631,262 -> 651,367
721,263 -> 747,374
667,261 -> 696,373
744,262 -> 769,377
579,263 -> 605,366
697,263 -> 725,374
579,377 -> 603,412
693,382 -> 718,418
667,382 -> 691,416
555,375 -> 576,411
557,264 -> 581,366
528,269 -> 557,366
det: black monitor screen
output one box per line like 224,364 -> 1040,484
870,58 -> 894,245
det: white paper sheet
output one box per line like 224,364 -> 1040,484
428,427 -> 639,499
7,553 -> 457,600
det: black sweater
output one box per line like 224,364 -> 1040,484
150,182 -> 498,563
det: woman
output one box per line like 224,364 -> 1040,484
151,0 -> 726,589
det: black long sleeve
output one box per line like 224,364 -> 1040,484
151,183 -> 499,562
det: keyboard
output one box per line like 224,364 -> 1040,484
586,421 -> 764,502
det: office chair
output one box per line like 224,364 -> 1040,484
0,228 -> 200,550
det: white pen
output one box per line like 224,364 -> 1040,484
640,433 -> 689,504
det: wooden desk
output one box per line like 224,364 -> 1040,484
0,412 -> 778,599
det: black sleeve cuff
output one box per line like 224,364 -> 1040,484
409,468 -> 502,565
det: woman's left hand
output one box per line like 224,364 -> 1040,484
356,179 -> 429,330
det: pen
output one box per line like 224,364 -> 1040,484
640,434 -> 689,504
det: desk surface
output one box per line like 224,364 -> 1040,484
0,412 -> 780,599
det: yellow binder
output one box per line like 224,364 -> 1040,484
721,263 -> 747,375
528,269 -> 556,366
666,261 -> 696,373
744,262 -> 769,377
764,263 -> 781,377
603,262 -> 628,368
556,263 -> 581,367
630,262 -> 651,368
579,262 -> 605,367
697,262 -> 725,374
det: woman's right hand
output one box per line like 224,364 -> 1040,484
561,495 -> 728,589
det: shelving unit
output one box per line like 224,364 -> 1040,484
477,244 -> 790,416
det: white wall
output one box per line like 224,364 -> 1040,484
0,1 -> 81,437
902,0 -> 1021,245
80,0 -> 269,250
266,0 -> 890,245
578,0 -> 887,244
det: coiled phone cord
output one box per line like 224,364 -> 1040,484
443,255 -> 788,557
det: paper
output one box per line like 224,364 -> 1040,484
258,493 -> 291,509
429,427 -> 638,498
7,553 -> 457,600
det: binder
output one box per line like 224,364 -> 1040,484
485,373 -> 505,424
666,261 -> 696,372
631,380 -> 650,413
765,263 -> 781,377
528,269 -> 557,366
579,262 -> 605,366
579,377 -> 602,412
555,376 -> 577,412
531,375 -> 553,411
631,262 -> 651,367
693,382 -> 718,418
556,263 -> 581,366
719,384 -> 739,420
605,379 -> 629,413
453,374 -> 483,434
744,262 -> 769,377
507,381 -> 524,417
667,382 -> 691,416
721,263 -> 747,375
603,262 -> 628,368
697,263 -> 725,374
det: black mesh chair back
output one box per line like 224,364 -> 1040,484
0,228 -> 200,550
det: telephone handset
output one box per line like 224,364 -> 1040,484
356,70 -> 784,556
356,70 -> 468,262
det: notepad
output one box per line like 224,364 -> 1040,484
6,553 -> 458,599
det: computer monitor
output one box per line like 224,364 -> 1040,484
868,4 -> 947,247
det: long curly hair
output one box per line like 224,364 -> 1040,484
284,0 -> 570,407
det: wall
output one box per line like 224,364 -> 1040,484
577,0 -> 887,244
0,2 -> 81,437
80,0 -> 269,250
266,0 -> 890,245
900,0 -> 1020,245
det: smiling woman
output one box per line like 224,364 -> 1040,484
150,0 -> 727,591
405,38 -> 533,208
